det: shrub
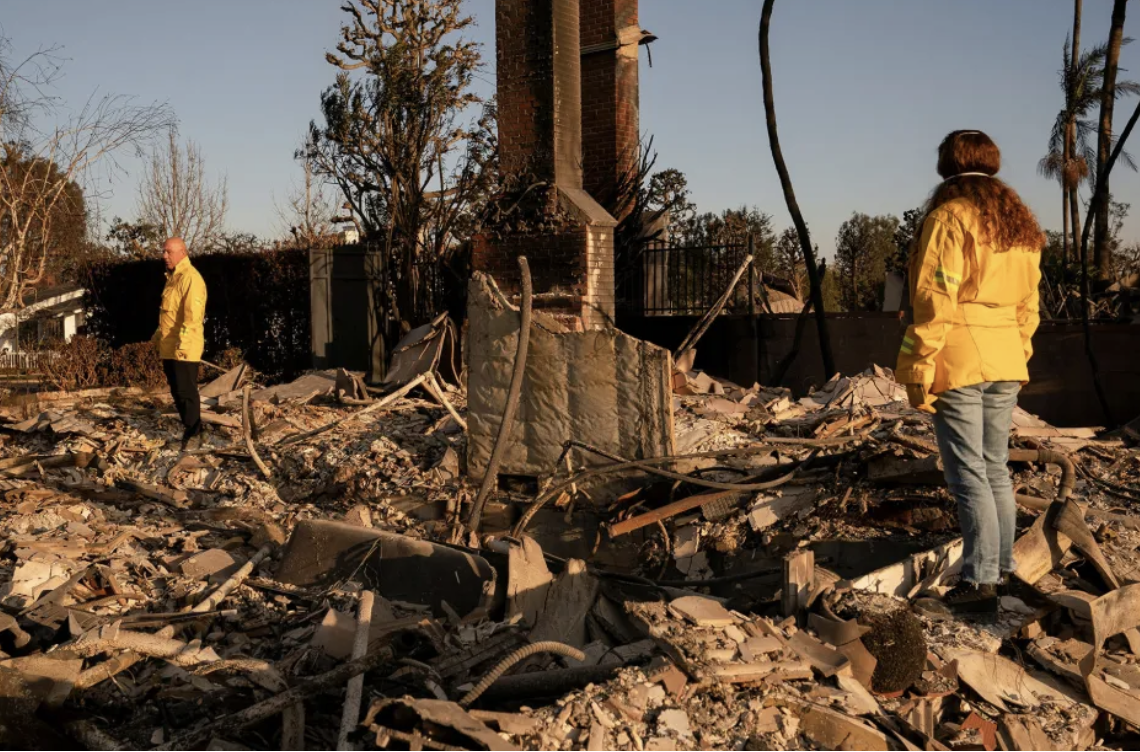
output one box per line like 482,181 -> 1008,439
108,342 -> 165,388
35,336 -> 167,392
37,336 -> 104,392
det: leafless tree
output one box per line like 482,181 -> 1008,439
274,155 -> 337,248
0,34 -> 173,312
137,128 -> 228,254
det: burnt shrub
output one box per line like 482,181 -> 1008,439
37,336 -> 104,392
108,342 -> 165,388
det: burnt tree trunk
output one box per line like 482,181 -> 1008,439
759,0 -> 835,380
1079,95 -> 1140,427
1094,0 -> 1127,280
1068,0 -> 1082,263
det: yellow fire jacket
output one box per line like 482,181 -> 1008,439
895,197 -> 1041,395
152,257 -> 207,362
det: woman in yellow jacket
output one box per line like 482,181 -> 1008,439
896,130 -> 1044,620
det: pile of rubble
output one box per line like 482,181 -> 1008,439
0,341 -> 1137,750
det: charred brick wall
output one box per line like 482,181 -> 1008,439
480,0 -> 618,329
581,0 -> 640,219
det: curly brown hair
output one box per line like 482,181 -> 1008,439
923,130 -> 1045,253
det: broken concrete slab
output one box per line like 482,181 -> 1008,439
787,631 -> 850,678
529,559 -> 599,649
466,273 -> 675,483
200,363 -> 249,400
334,368 -> 369,402
343,504 -> 372,528
791,701 -> 891,751
275,520 -> 495,620
667,595 -> 737,628
656,708 -> 692,738
177,549 -> 240,582
1013,511 -> 1073,585
999,715 -> 1055,752
251,370 -> 338,404
747,487 -> 818,532
1079,583 -> 1140,727
945,648 -> 1088,714
0,655 -> 82,707
506,536 -> 554,628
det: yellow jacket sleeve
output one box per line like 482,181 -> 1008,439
1017,262 -> 1041,366
175,273 -> 207,359
895,214 -> 966,386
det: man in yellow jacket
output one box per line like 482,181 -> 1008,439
153,238 -> 208,451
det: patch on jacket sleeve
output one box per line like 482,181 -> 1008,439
933,267 -> 961,291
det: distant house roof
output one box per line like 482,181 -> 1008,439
0,285 -> 86,335
26,284 -> 84,304
25,295 -> 85,321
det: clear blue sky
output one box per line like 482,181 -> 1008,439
5,0 -> 1139,258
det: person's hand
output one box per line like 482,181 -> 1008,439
175,349 -> 187,361
906,383 -> 937,414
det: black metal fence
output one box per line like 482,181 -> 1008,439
616,240 -> 752,316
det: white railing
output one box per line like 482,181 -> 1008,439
0,351 -> 60,373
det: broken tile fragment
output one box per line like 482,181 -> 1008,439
667,595 -> 736,627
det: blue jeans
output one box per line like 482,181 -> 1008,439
932,381 -> 1020,585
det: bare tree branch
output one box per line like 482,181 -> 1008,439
0,35 -> 173,313
136,128 -> 228,253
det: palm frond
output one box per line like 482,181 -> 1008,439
1115,79 -> 1140,98
1074,118 -> 1099,154
1082,144 -> 1099,187
1110,131 -> 1139,172
1046,110 -> 1067,156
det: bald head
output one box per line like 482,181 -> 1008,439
162,238 -> 187,271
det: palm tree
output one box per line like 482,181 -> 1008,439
1039,37 -> 1138,265
1095,0 -> 1129,280
1070,0 -> 1082,264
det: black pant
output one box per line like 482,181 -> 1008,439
163,360 -> 201,440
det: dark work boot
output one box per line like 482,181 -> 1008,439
943,582 -> 999,622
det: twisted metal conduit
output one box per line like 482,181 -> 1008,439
1008,448 -> 1076,502
458,641 -> 585,707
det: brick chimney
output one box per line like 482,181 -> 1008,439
475,0 -> 618,329
580,0 -> 645,220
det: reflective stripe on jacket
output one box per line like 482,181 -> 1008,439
895,197 -> 1041,394
153,257 -> 207,362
